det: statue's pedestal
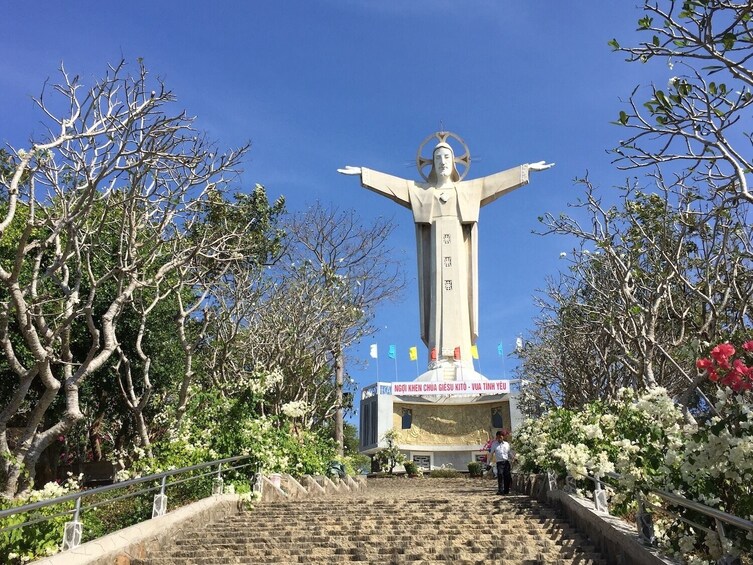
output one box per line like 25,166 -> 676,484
359,372 -> 521,472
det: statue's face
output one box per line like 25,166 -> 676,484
433,147 -> 453,180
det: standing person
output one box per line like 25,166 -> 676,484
489,429 -> 514,495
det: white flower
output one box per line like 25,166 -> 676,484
281,400 -> 309,419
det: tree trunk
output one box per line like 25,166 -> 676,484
335,350 -> 344,458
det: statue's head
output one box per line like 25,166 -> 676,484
416,131 -> 469,182
428,142 -> 461,183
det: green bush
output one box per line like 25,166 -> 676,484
403,461 -> 418,476
467,462 -> 483,477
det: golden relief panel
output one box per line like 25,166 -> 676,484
393,404 -> 500,446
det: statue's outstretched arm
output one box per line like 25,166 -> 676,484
478,162 -> 554,207
339,166 -> 412,209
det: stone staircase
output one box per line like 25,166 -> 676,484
134,478 -> 609,564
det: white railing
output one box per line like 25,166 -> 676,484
545,470 -> 752,565
0,455 -> 256,552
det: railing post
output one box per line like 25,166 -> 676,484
152,476 -> 167,518
715,518 -> 741,565
212,462 -> 224,495
62,496 -> 83,550
253,471 -> 263,497
636,494 -> 655,545
593,475 -> 609,514
546,470 -> 557,492
564,474 -> 576,494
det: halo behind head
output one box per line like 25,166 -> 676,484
416,131 -> 471,182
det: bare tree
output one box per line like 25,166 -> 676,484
610,1 -> 753,203
285,203 -> 404,455
522,176 -> 753,414
0,60 -> 250,496
516,1 -> 753,416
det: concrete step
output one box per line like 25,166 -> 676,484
133,479 -> 608,565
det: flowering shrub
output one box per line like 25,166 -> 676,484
0,476 -> 81,563
514,372 -> 753,564
124,392 -> 335,480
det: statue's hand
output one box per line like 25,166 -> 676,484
528,161 -> 555,171
337,166 -> 362,175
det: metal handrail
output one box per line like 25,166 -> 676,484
653,488 -> 753,533
559,470 -> 753,534
546,468 -> 753,562
0,454 -> 254,535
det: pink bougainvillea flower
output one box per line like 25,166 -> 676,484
722,372 -> 743,391
696,358 -> 714,371
732,358 -> 750,376
742,340 -> 753,352
711,343 -> 735,363
708,369 -> 719,382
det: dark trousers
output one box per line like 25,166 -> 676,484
496,460 -> 511,494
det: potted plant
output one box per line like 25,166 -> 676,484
467,461 -> 484,477
404,461 -> 419,477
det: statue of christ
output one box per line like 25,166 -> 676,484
338,132 -> 553,378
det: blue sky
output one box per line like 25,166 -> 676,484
2,2 -> 668,409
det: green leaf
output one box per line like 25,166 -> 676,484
608,38 -> 620,50
655,90 -> 671,110
721,32 -> 736,50
638,16 -> 653,29
652,35 -> 660,46
709,82 -> 717,95
619,111 -> 629,125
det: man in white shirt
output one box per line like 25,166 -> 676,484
488,429 -> 514,495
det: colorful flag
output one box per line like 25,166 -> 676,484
370,344 -> 378,359
408,346 -> 418,361
471,344 -> 479,359
388,344 -> 396,359
497,342 -> 504,356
